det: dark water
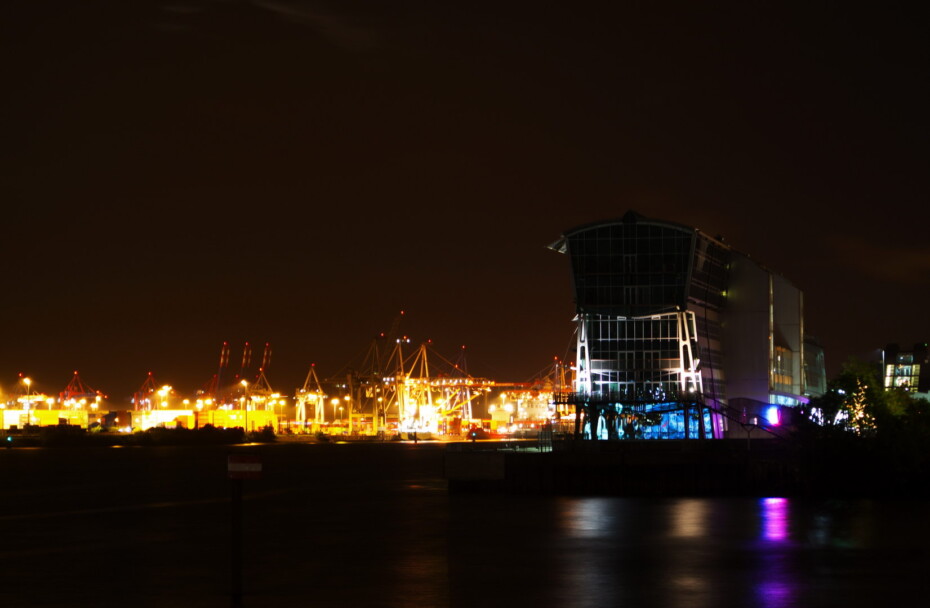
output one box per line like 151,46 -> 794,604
1,443 -> 928,607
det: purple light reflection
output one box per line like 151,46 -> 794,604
755,498 -> 796,607
757,577 -> 794,607
762,497 -> 788,542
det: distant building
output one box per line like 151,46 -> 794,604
550,211 -> 823,439
880,343 -> 930,401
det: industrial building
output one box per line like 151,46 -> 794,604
550,211 -> 824,439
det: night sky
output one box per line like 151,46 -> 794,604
2,1 -> 927,404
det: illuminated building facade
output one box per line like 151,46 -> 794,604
880,343 -> 930,400
551,211 -> 816,439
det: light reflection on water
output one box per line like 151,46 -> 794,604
552,498 -> 721,607
6,442 -> 930,608
553,498 -> 625,608
533,495 -> 927,608
392,545 -> 449,608
756,497 -> 794,608
761,497 -> 789,541
558,496 -> 618,539
671,498 -> 710,539
667,499 -> 712,608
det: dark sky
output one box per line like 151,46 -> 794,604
2,1 -> 927,403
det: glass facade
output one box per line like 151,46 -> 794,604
566,220 -> 694,317
689,237 -> 729,309
586,313 -> 687,397
803,338 -> 826,398
773,346 -> 794,393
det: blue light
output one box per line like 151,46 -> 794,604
765,406 -> 780,426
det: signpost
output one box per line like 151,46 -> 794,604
228,454 -> 263,480
228,454 -> 262,607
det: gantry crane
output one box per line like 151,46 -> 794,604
59,371 -> 105,410
295,364 -> 327,427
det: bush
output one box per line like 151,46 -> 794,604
247,425 -> 276,443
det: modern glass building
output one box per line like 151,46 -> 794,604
880,343 -> 929,400
550,211 -> 818,440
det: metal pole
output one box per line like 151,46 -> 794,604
231,478 -> 243,608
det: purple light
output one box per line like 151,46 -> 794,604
761,497 -> 788,541
757,578 -> 793,607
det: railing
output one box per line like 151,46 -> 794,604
446,437 -> 550,453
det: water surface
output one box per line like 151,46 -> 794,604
1,444 -> 926,607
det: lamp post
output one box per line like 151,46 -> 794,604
270,393 -> 283,432
158,386 -> 171,409
344,395 -> 351,433
240,380 -> 249,432
331,398 -> 340,424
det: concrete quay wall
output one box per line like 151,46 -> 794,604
445,439 -> 813,497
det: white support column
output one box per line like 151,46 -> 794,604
575,314 -> 591,396
296,399 -> 306,425
677,311 -> 703,394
